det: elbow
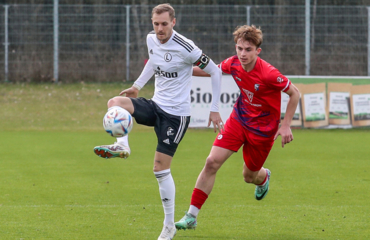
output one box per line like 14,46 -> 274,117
210,68 -> 222,79
290,84 -> 301,99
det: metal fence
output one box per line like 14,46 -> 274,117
0,4 -> 368,83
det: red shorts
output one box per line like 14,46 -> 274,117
213,116 -> 275,171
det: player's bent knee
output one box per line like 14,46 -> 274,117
107,97 -> 133,112
243,170 -> 256,183
107,97 -> 122,107
204,156 -> 221,173
243,175 -> 254,183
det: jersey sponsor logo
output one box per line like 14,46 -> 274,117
242,88 -> 262,107
254,84 -> 260,91
194,53 -> 210,69
243,88 -> 254,102
164,52 -> 172,62
235,76 -> 242,81
155,66 -> 178,78
277,76 -> 284,83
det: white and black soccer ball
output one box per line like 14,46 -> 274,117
103,107 -> 133,137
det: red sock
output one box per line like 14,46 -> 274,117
257,169 -> 268,186
190,188 -> 208,210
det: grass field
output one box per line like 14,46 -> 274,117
1,82 -> 370,239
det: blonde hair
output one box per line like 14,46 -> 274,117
152,3 -> 175,20
233,25 -> 263,48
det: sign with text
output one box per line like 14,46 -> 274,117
304,93 -> 326,121
280,91 -> 302,127
328,83 -> 352,125
300,83 -> 328,128
351,85 -> 370,127
190,75 -> 240,128
352,94 -> 370,120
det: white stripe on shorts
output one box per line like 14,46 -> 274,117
174,116 -> 186,144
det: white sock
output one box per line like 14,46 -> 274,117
155,169 -> 175,226
188,205 -> 200,217
117,135 -> 129,148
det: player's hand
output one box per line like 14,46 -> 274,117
208,112 -> 224,133
119,87 -> 139,98
274,125 -> 293,148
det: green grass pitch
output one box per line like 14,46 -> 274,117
0,81 -> 369,239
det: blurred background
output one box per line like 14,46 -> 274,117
0,0 -> 369,83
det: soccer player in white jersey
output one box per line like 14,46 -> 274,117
93,4 -> 223,240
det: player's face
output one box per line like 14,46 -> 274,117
152,12 -> 176,44
235,39 -> 261,71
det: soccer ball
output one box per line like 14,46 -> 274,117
103,107 -> 133,137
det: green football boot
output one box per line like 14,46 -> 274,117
175,212 -> 197,230
254,169 -> 271,200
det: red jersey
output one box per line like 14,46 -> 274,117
219,56 -> 291,137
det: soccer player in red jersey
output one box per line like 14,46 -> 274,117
175,25 -> 300,230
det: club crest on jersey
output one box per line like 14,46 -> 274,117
277,76 -> 284,83
164,52 -> 172,62
254,84 -> 260,91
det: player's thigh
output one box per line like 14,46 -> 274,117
206,146 -> 234,169
242,133 -> 274,172
154,109 -> 190,157
108,96 -> 134,113
213,117 -> 245,153
130,97 -> 157,126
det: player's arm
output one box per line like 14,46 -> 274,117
194,54 -> 224,133
120,59 -> 154,98
193,66 -> 210,76
274,83 -> 300,148
193,56 -> 232,77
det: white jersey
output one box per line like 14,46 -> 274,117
146,30 -> 203,116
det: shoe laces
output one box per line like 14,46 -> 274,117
183,213 -> 196,224
160,225 -> 173,237
113,142 -> 130,151
256,185 -> 266,193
